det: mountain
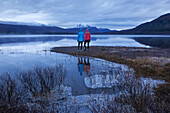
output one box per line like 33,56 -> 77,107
107,13 -> 170,34
66,26 -> 111,34
0,22 -> 112,34
1,13 -> 169,35
0,22 -> 67,34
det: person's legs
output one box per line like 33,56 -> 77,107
84,57 -> 87,64
80,42 -> 83,50
78,57 -> 80,63
87,41 -> 90,49
80,57 -> 83,63
78,42 -> 80,50
87,57 -> 90,64
84,41 -> 87,51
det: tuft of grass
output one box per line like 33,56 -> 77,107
0,73 -> 20,105
18,65 -> 65,98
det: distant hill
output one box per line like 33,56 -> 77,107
0,22 -> 112,34
107,13 -> 170,35
0,23 -> 66,34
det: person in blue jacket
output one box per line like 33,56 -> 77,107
77,28 -> 85,51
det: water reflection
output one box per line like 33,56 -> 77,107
0,63 -> 125,101
0,61 -> 164,112
84,57 -> 90,75
69,56 -> 134,96
0,35 -> 151,50
77,57 -> 91,75
77,57 -> 84,75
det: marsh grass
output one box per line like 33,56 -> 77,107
87,66 -> 169,113
0,63 -> 169,112
0,65 -> 67,113
18,65 -> 65,98
89,76 -> 169,113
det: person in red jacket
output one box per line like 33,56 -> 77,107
84,29 -> 91,51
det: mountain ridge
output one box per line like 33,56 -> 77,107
107,13 -> 170,34
0,22 -> 112,34
0,13 -> 170,34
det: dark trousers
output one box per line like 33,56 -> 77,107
78,41 -> 83,50
84,40 -> 90,50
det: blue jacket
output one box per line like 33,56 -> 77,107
78,64 -> 84,75
77,31 -> 85,42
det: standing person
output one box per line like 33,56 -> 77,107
84,29 -> 91,51
77,28 -> 84,51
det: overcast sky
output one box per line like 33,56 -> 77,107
0,0 -> 170,30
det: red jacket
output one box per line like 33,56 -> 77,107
84,64 -> 90,75
85,30 -> 91,41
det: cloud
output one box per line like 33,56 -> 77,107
0,0 -> 170,30
0,10 -> 51,24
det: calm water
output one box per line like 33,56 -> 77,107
0,34 -> 166,89
0,34 -> 157,74
0,35 -> 133,95
0,35 -> 166,112
0,34 -> 167,81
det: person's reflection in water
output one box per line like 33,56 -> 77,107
84,57 -> 91,75
78,57 -> 85,75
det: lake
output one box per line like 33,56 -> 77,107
1,34 -> 169,74
0,34 -> 167,112
1,34 -> 170,74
